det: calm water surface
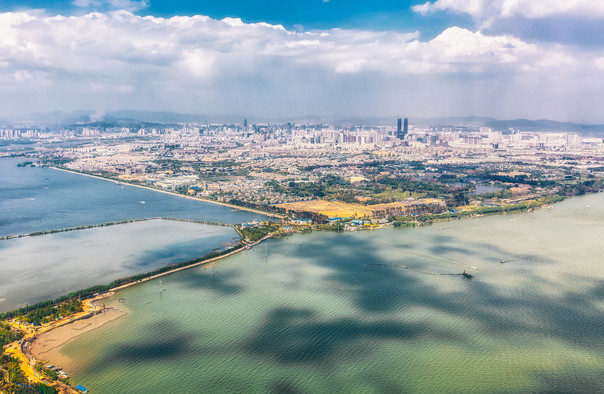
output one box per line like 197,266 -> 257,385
0,220 -> 239,312
0,157 -> 268,310
61,193 -> 604,393
0,158 -> 268,237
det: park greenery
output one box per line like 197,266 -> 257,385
34,362 -> 69,386
238,222 -> 281,242
0,355 -> 56,393
15,299 -> 83,326
391,196 -> 565,227
0,355 -> 26,388
0,323 -> 23,348
0,354 -> 57,394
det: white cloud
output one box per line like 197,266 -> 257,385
179,49 -> 216,78
594,57 -> 604,71
413,0 -> 489,18
413,0 -> 604,28
0,11 -> 581,80
0,10 -> 602,120
500,0 -> 604,19
14,70 -> 33,81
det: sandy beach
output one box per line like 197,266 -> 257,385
26,232 -> 272,378
15,167 -> 278,386
30,304 -> 127,369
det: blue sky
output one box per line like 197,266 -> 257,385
1,0 -> 604,122
2,0 -> 473,36
143,0 -> 474,38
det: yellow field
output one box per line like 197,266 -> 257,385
276,200 -> 372,218
276,200 -> 412,218
369,202 -> 412,211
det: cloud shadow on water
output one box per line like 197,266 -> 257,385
82,320 -> 198,373
80,225 -> 604,391
262,231 -> 604,390
124,237 -> 227,270
241,307 -> 459,366
171,266 -> 243,296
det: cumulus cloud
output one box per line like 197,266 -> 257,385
594,57 -> 604,71
0,10 -> 602,120
501,0 -> 604,19
413,0 -> 604,27
6,10 -> 559,82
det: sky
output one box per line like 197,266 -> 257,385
1,0 -> 604,122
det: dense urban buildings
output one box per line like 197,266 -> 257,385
2,117 -> 602,225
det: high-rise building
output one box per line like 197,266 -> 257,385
396,117 -> 408,139
244,119 -> 248,130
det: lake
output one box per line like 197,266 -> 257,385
0,158 -> 268,311
0,219 -> 239,312
0,158 -> 268,237
57,192 -> 604,393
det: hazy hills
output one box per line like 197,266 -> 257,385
5,111 -> 604,136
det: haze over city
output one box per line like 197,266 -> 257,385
2,0 -> 604,122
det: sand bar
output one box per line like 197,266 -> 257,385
30,304 -> 127,369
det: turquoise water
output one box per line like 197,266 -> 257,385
61,193 -> 604,393
0,220 -> 239,312
0,158 -> 268,237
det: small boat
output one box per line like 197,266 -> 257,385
76,385 -> 89,393
462,270 -> 473,279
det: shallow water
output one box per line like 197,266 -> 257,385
0,220 -> 239,312
60,193 -> 604,393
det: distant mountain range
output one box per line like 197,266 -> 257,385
9,110 -> 252,126
5,111 -> 604,136
484,119 -> 604,135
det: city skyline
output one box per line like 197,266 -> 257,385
1,1 -> 604,122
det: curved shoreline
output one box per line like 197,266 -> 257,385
50,167 -> 284,219
23,233 -> 273,382
30,305 -> 128,367
5,293 -> 119,389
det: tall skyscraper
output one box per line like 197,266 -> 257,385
397,117 -> 408,140
244,119 -> 248,130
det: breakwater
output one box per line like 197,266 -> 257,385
0,217 -> 233,241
